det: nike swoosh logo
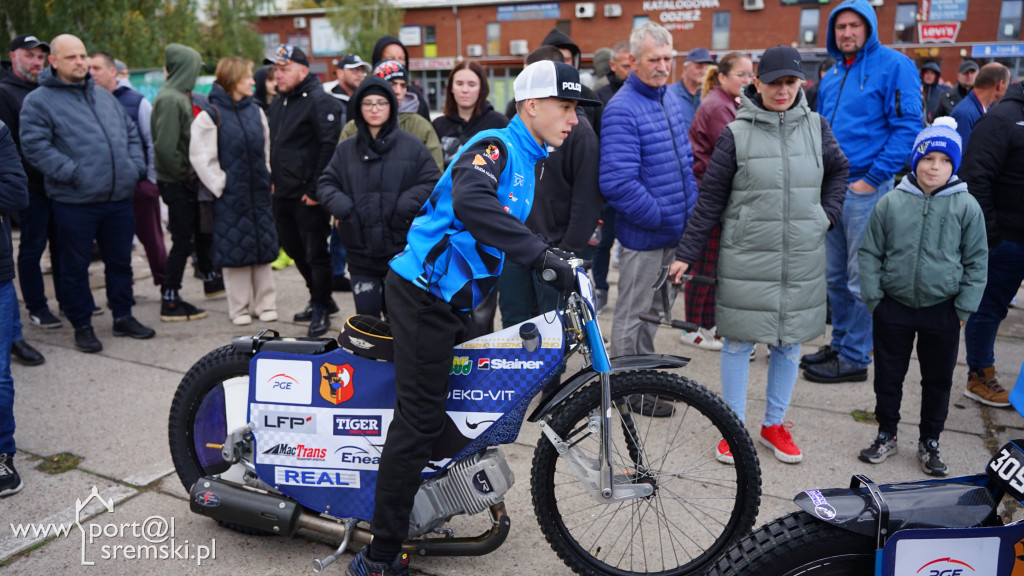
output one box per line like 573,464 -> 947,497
465,418 -> 496,429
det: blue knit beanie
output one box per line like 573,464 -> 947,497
910,117 -> 961,179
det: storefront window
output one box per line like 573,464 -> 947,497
712,12 -> 730,50
799,9 -> 819,46
894,3 -> 917,44
487,22 -> 500,56
998,0 -> 1022,41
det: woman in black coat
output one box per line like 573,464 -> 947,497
190,58 -> 278,326
432,61 -> 508,169
317,76 -> 440,319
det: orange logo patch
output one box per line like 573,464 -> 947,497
319,363 -> 355,405
472,154 -> 487,165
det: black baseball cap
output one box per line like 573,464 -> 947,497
958,60 -> 979,74
514,60 -> 600,106
10,34 -> 49,53
757,46 -> 805,84
264,44 -> 309,67
339,53 -> 371,72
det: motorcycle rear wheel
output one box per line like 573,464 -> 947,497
705,511 -> 874,576
531,369 -> 761,575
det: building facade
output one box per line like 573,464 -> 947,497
256,0 -> 1024,113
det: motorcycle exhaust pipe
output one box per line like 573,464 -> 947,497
190,477 -> 303,536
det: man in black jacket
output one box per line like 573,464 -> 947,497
933,60 -> 978,119
0,35 -> 55,366
959,80 -> 1024,409
266,45 -> 342,337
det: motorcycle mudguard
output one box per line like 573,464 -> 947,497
526,354 -> 690,423
245,313 -> 566,521
796,474 -> 999,538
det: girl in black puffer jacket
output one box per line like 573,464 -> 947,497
317,76 -> 440,319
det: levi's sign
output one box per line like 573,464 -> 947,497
918,22 -> 960,43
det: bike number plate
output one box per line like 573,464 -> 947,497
987,441 -> 1024,501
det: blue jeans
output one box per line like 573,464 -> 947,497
825,179 -> 892,368
0,281 -> 17,455
965,240 -> 1024,371
721,339 -> 800,427
10,299 -> 22,343
52,200 -> 137,328
17,192 -> 61,315
330,224 -> 347,277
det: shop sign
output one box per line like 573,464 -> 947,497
918,22 -> 960,43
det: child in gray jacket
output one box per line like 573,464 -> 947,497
857,117 -> 988,476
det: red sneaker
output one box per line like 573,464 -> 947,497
760,424 -> 802,464
716,438 -> 734,465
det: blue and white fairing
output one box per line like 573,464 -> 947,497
245,313 -> 566,521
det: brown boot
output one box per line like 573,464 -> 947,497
964,366 -> 1010,407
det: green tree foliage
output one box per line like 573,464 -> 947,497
324,0 -> 403,62
2,0 -> 265,71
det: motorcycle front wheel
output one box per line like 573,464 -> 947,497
705,511 -> 874,576
531,369 -> 761,576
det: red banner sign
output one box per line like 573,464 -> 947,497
918,22 -> 961,43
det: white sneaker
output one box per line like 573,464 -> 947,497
750,343 -> 757,361
232,314 -> 253,326
680,326 -> 723,351
258,310 -> 279,322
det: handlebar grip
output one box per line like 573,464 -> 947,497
684,274 -> 717,286
542,269 -> 557,282
670,319 -> 700,332
639,313 -> 663,324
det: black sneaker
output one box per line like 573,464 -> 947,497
626,394 -> 675,418
10,340 -> 45,366
346,546 -> 409,576
802,356 -> 868,384
0,453 -> 23,497
859,431 -> 898,464
29,308 -> 62,329
308,303 -> 331,338
74,326 -> 103,353
293,299 -> 340,322
800,345 -> 837,368
918,439 -> 949,476
112,316 -> 156,339
204,275 -> 225,298
161,298 -> 208,322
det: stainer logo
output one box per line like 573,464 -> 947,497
319,363 -> 355,405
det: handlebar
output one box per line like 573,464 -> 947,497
639,313 -> 700,332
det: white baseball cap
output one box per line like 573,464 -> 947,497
514,60 -> 600,106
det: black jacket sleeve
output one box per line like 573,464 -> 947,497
311,92 -> 343,189
316,141 -> 353,220
558,116 -> 602,254
393,138 -> 441,230
675,127 -> 737,264
819,117 -> 849,227
959,112 -> 1008,247
0,122 -> 28,213
451,137 -> 549,268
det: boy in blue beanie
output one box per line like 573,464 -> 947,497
856,117 -> 988,476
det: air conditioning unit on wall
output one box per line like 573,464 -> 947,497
743,0 -> 764,10
576,3 -> 595,18
510,40 -> 529,56
605,4 -> 623,17
467,44 -> 484,57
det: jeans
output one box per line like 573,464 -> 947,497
825,179 -> 892,368
721,339 -> 800,427
965,240 -> 1024,371
0,281 -> 15,455
17,192 -> 61,315
329,223 -> 347,277
51,200 -> 136,328
10,299 -> 22,343
133,179 -> 167,286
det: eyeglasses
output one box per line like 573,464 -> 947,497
731,72 -> 754,80
361,100 -> 390,110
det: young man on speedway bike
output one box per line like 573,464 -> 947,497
347,60 -> 600,576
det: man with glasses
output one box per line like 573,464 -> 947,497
265,44 -> 342,337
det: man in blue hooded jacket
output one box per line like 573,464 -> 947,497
802,0 -> 921,384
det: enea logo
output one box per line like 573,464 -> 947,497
319,363 -> 355,405
477,358 -> 545,370
451,357 -> 472,375
261,443 -> 327,461
255,359 -> 313,405
917,558 -> 975,576
333,415 -> 382,436
261,412 -> 316,434
335,445 -> 382,469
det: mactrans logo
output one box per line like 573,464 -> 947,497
7,486 -> 216,566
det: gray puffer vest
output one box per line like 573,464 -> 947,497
716,85 -> 832,345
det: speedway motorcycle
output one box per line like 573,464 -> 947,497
168,259 -> 762,575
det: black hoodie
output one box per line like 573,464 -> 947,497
253,65 -> 274,112
538,29 -> 604,136
316,76 -> 440,277
372,35 -> 431,119
0,62 -> 45,194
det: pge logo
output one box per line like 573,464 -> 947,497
451,357 -> 472,375
917,558 -> 974,576
319,363 -> 355,405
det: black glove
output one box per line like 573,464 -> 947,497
550,246 -> 575,261
531,250 -> 575,292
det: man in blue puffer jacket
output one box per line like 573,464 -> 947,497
802,0 -> 922,384
600,21 -> 698,362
